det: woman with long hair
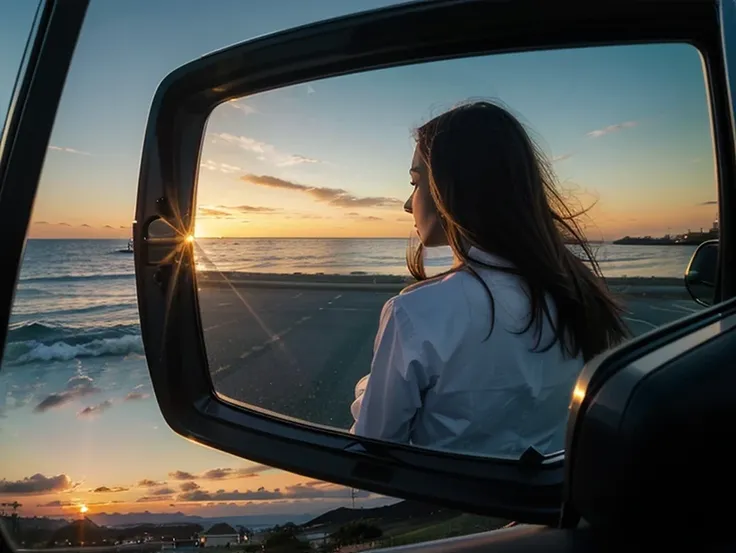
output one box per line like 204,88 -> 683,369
350,101 -> 629,457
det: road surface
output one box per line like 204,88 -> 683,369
199,282 -> 702,430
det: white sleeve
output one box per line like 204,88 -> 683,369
351,297 -> 424,443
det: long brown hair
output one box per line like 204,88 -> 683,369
407,101 -> 629,362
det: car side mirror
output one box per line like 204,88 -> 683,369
684,239 -> 718,306
130,0 -> 733,528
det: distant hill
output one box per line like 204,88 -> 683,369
87,511 -> 314,529
303,500 -> 461,530
48,517 -> 108,545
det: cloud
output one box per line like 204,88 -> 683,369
104,225 -> 114,229
200,466 -> 268,480
137,495 -> 173,503
93,486 -> 128,493
78,399 -> 113,418
152,487 -> 176,496
306,84 -> 315,95
34,375 -> 102,413
212,133 -> 322,167
279,155 -> 319,167
124,391 -> 150,401
197,207 -> 235,219
137,479 -> 166,488
81,224 -> 91,228
167,465 -> 270,482
216,205 -> 281,214
168,471 -> 197,481
0,474 -> 73,495
242,174 -> 401,209
699,200 -> 718,205
48,145 -> 91,156
179,482 -> 200,492
176,481 -> 369,503
37,500 -> 74,507
227,100 -> 256,115
585,121 -> 638,139
346,213 -> 382,221
34,221 -> 49,225
58,222 -> 71,227
551,152 -> 574,162
200,159 -> 243,174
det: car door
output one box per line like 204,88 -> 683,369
1,1 -> 735,552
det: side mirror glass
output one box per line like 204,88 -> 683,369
684,239 -> 718,306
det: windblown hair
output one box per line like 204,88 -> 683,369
407,101 -> 629,362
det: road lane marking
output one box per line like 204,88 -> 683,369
203,319 -> 237,332
649,305 -> 687,314
623,316 -> 658,330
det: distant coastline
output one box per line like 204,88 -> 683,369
611,219 -> 719,246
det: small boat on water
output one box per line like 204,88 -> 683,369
114,238 -> 134,254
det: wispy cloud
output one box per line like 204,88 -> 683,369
124,391 -> 150,401
48,145 -> 91,156
279,154 -> 319,167
200,159 -> 243,174
212,133 -> 322,167
197,207 -> 235,219
33,376 -> 101,413
93,486 -> 129,493
242,174 -> 402,209
175,481 -> 369,503
137,479 -> 166,488
585,121 -> 638,139
699,200 -> 717,205
226,100 -> 256,115
217,204 -> 281,214
346,212 -> 382,221
77,399 -> 113,418
167,465 -> 271,482
551,152 -> 574,162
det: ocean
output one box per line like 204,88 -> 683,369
4,238 -> 696,369
0,238 -> 697,525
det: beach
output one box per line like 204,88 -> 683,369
198,270 -> 700,429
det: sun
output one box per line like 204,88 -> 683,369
79,504 -> 89,514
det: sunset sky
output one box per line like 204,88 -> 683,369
0,0 -> 721,524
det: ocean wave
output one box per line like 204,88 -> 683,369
18,272 -> 134,285
4,321 -> 144,365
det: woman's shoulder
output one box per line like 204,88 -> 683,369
393,268 -> 485,317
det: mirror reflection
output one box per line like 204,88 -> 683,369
685,239 -> 718,306
194,43 -> 716,457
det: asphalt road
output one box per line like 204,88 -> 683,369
199,285 -> 703,430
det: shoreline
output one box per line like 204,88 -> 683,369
196,271 -> 690,298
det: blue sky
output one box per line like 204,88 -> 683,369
1,0 -> 719,241
0,0 -> 723,522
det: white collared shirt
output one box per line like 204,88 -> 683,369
350,248 -> 584,458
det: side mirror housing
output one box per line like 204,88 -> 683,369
684,239 -> 718,306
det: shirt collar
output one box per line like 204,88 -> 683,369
466,246 -> 516,269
